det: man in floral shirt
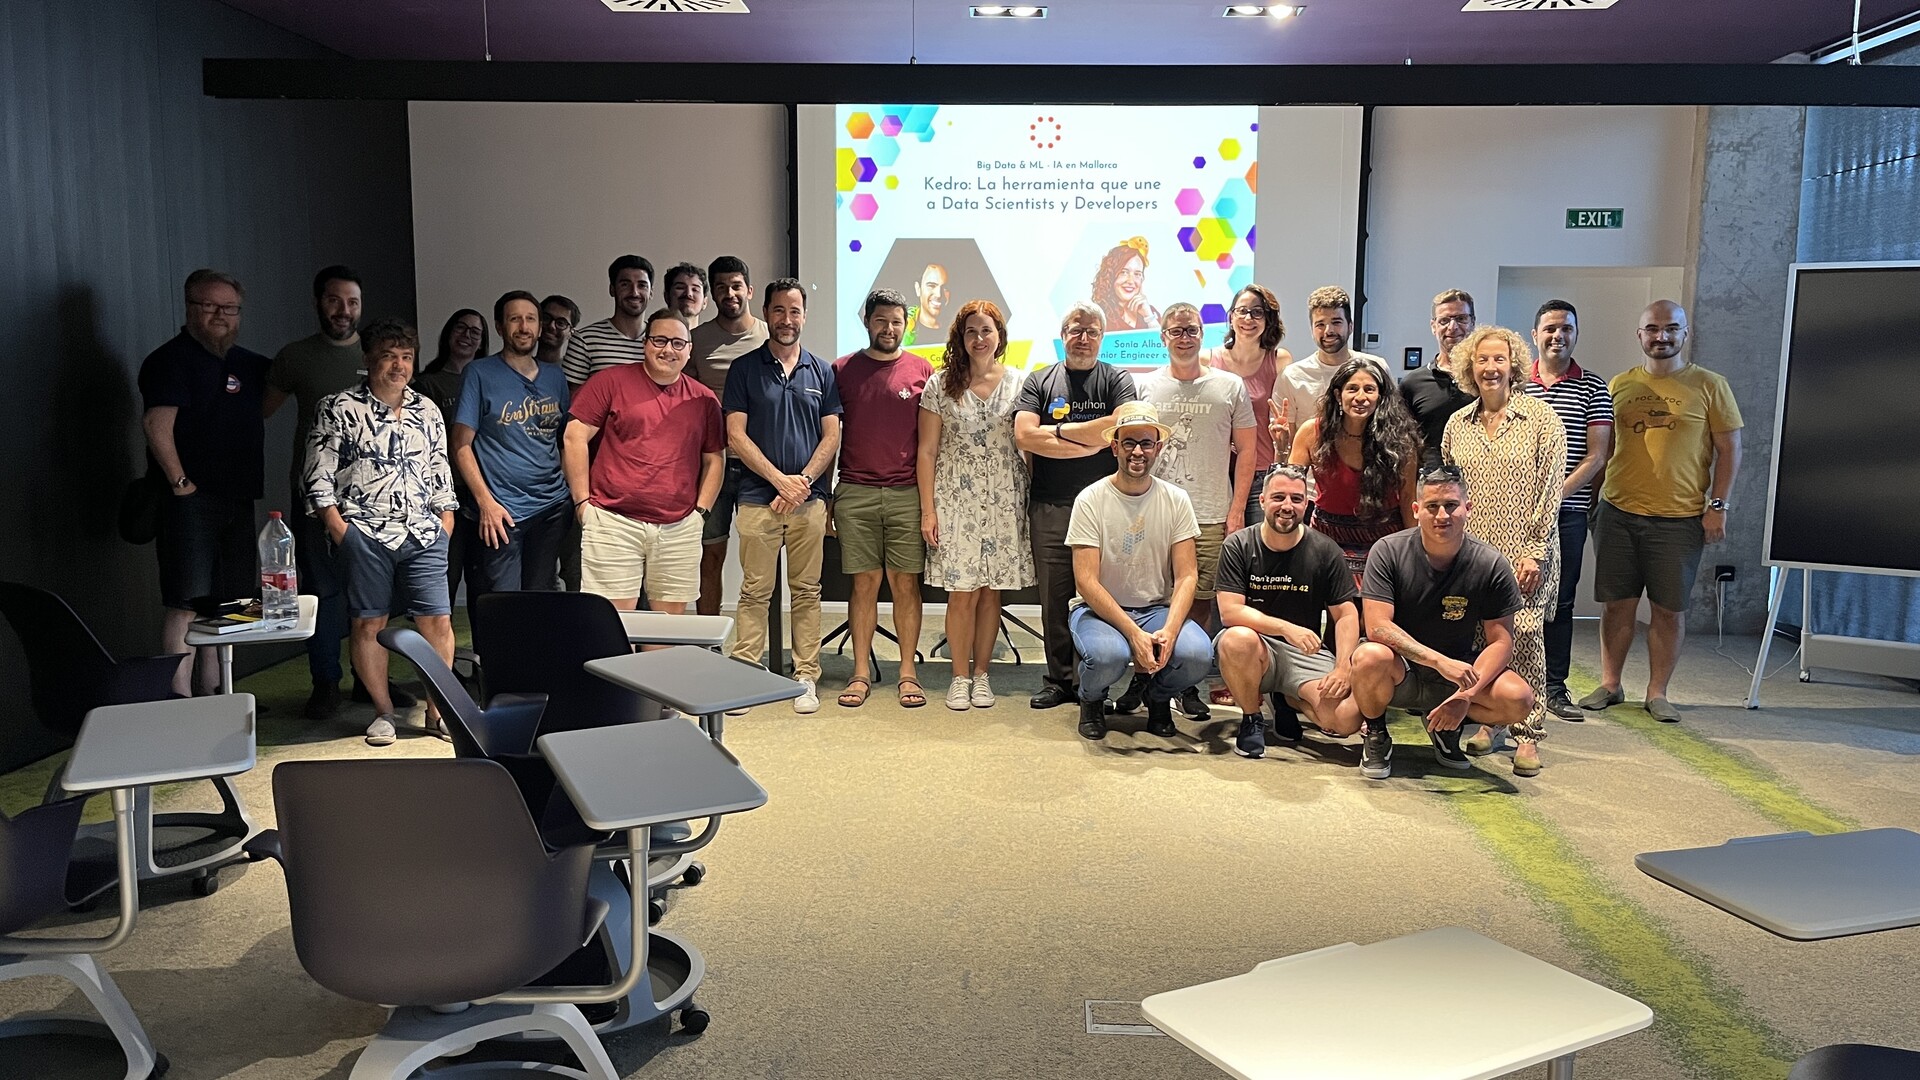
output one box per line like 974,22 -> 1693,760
305,317 -> 459,746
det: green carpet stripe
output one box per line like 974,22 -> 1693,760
1565,673 -> 1858,836
1391,717 -> 1798,1080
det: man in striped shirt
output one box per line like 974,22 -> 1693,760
1521,299 -> 1613,720
562,254 -> 654,392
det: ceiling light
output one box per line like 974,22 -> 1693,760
1222,5 -> 1305,18
971,5 -> 1047,17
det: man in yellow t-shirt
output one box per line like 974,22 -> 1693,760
1579,300 -> 1743,723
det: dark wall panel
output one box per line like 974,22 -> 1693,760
0,0 -> 414,769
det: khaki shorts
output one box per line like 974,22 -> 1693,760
1193,521 -> 1227,600
579,504 -> 703,603
833,483 -> 925,574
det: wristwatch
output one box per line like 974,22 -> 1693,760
695,505 -> 712,520
172,475 -> 191,489
1706,498 -> 1730,512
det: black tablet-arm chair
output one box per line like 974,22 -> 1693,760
248,758 -> 618,1080
0,794 -> 166,1080
1790,1043 -> 1920,1079
471,591 -> 655,733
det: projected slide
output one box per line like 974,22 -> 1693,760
835,105 -> 1259,369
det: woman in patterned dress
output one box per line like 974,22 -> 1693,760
916,300 -> 1034,711
1287,357 -> 1420,589
1441,325 -> 1567,778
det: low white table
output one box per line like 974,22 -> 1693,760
184,593 -> 319,694
619,611 -> 733,649
1141,927 -> 1652,1080
1637,828 -> 1920,940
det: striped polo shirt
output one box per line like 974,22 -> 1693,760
1523,359 -> 1613,514
560,317 -> 647,385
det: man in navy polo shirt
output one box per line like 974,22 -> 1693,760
450,291 -> 572,619
139,268 -> 271,697
722,278 -> 842,714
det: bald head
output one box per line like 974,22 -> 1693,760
1636,299 -> 1690,364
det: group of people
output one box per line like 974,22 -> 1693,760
140,260 -> 1742,778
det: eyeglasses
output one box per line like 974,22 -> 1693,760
540,315 -> 573,330
1119,437 -> 1160,452
646,335 -> 693,351
1162,326 -> 1202,340
1231,306 -> 1264,319
190,300 -> 242,317
451,324 -> 483,337
1063,326 -> 1102,339
1434,314 -> 1474,328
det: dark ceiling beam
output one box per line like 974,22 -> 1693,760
204,60 -> 1920,108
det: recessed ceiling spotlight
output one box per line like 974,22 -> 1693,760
971,5 -> 1048,17
1222,4 -> 1306,17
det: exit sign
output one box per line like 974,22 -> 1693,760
1566,208 -> 1624,229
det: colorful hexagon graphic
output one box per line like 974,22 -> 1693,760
1174,188 -> 1204,216
1244,161 -> 1259,194
1192,156 -> 1207,169
849,240 -> 862,252
880,114 -> 903,137
1201,303 -> 1229,325
1218,138 -> 1242,161
1246,225 -> 1257,252
850,194 -> 879,222
1210,178 -> 1255,240
846,111 -> 875,140
854,157 -> 878,184
1228,265 -> 1255,294
1177,225 -> 1200,254
1216,254 -> 1234,270
867,134 -> 902,167
835,147 -> 859,192
1193,216 -> 1237,262
884,175 -> 899,189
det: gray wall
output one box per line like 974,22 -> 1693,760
0,0 -> 414,769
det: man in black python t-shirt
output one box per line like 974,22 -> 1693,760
1014,301 -> 1138,709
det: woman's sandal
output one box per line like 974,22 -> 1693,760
838,677 -> 873,708
897,678 -> 927,708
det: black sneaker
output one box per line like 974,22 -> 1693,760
1545,690 -> 1584,722
352,678 -> 417,709
1146,697 -> 1179,738
1359,722 -> 1393,780
1428,726 -> 1472,770
1112,672 -> 1149,714
1233,715 -> 1266,758
1177,686 -> 1211,720
1077,699 -> 1107,740
1031,683 -> 1075,709
1268,694 -> 1303,744
303,680 -> 342,721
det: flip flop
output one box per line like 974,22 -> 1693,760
897,678 -> 927,708
838,677 -> 872,708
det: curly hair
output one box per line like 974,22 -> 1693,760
1448,325 -> 1531,398
939,299 -> 1008,401
1306,285 -> 1351,321
1310,356 -> 1421,518
1090,238 -> 1155,330
1222,284 -> 1284,352
361,316 -> 420,361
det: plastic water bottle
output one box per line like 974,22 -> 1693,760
259,511 -> 298,628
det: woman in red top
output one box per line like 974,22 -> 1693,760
1207,284 -> 1294,528
1288,357 -> 1420,586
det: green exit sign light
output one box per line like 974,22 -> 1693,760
1566,208 -> 1624,229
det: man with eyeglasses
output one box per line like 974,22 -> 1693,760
537,294 -> 581,367
723,279 -> 843,714
450,292 -> 573,620
1338,466 -> 1536,780
1013,301 -> 1137,709
663,263 -> 708,328
1400,288 -> 1478,469
1214,466 -> 1362,759
689,256 -> 769,616
1135,301 -> 1256,721
563,254 -> 654,393
140,268 -> 272,697
1065,402 -> 1213,742
1272,286 -> 1385,458
1582,300 -> 1743,723
563,309 -> 723,621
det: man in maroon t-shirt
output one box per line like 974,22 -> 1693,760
830,288 -> 934,708
562,309 -> 724,614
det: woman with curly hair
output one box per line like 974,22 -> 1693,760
1207,283 -> 1294,527
1089,238 -> 1160,332
1288,357 -> 1420,587
916,300 -> 1034,711
1441,325 -> 1566,778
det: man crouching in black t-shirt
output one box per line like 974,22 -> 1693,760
1338,466 -> 1536,780
1215,465 -> 1361,759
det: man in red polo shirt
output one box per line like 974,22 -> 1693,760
562,309 -> 724,614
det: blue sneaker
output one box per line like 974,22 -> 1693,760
1234,714 -> 1266,758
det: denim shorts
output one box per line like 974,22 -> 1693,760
336,525 -> 452,620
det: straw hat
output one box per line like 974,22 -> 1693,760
1108,401 -> 1173,443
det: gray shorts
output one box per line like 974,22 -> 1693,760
337,525 -> 452,621
1388,658 -> 1461,713
1253,637 -> 1338,698
1591,500 -> 1704,611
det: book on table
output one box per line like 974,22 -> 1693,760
193,600 -> 264,636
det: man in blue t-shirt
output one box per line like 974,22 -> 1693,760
450,291 -> 572,615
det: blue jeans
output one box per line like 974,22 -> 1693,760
1069,604 -> 1214,705
1544,507 -> 1587,696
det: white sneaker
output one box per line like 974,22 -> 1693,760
793,678 -> 820,714
946,676 -> 972,711
970,673 -> 995,708
364,714 -> 398,747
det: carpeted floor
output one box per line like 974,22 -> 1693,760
4,620 -> 1918,1079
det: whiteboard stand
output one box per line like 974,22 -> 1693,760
1747,565 -> 1920,709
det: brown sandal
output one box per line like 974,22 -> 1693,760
838,677 -> 873,708
897,678 -> 927,708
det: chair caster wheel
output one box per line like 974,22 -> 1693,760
191,872 -> 220,897
678,1003 -> 710,1034
145,1052 -> 171,1078
682,861 -> 705,886
1798,671 -> 1811,682
648,896 -> 667,924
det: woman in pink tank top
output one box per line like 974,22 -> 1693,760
1207,284 -> 1294,529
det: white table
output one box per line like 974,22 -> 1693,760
1141,927 -> 1652,1080
185,593 -> 319,694
487,719 -> 767,1036
620,610 -> 733,649
1637,829 -> 1920,940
